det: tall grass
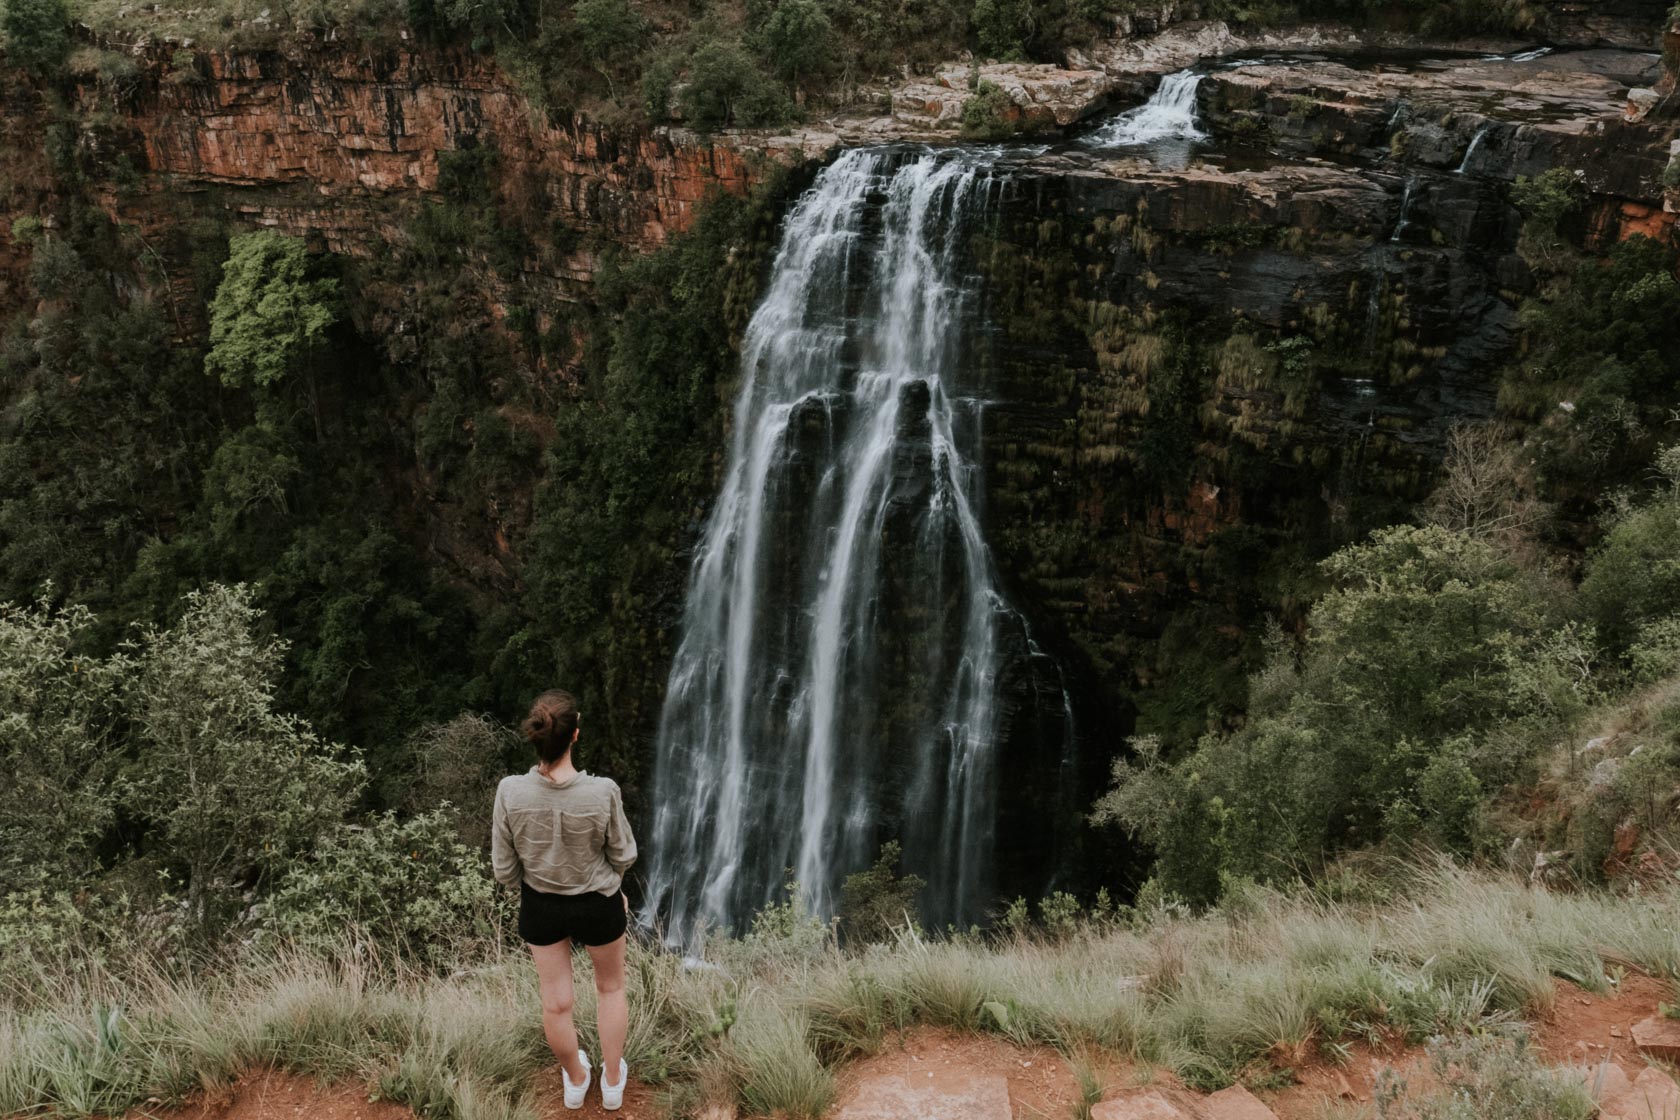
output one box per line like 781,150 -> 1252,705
6,865 -> 1680,1118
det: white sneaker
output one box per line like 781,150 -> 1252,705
600,1059 -> 627,1111
561,1050 -> 592,1110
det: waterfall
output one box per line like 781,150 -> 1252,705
1390,176 -> 1418,241
641,147 -> 1045,941
1090,70 -> 1207,147
1456,127 -> 1489,175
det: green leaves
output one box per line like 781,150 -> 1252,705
125,584 -> 366,925
264,810 -> 499,964
0,594 -> 127,894
1096,524 -> 1572,901
205,232 -> 340,389
574,0 -> 646,74
0,0 -> 70,78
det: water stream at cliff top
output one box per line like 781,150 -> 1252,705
641,147 -> 1061,941
1089,70 -> 1208,147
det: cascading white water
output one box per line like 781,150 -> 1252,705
1089,69 -> 1207,147
640,147 -> 1029,941
1391,176 -> 1418,241
1457,127 -> 1489,174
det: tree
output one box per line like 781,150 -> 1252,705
838,840 -> 926,943
678,37 -> 791,129
574,0 -> 645,98
1422,423 -> 1547,545
1093,525 -> 1568,901
1580,445 -> 1680,651
759,0 -> 832,89
125,584 -> 364,927
206,231 -> 339,389
401,713 -> 519,849
970,0 -> 1032,59
1,0 -> 70,78
206,232 -> 340,438
0,595 -> 127,894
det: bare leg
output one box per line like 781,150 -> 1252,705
586,934 -> 628,1084
529,941 -> 588,1084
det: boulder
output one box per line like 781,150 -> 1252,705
1203,1084 -> 1277,1119
1567,1059 -> 1633,1106
1603,1067 -> 1680,1120
902,62 -> 1115,129
832,1071 -> 1011,1120
1626,88 -> 1660,123
1085,20 -> 1245,74
1632,1015 -> 1680,1063
1090,1090 -> 1199,1120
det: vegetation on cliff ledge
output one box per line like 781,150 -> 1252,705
1,0 -> 1572,131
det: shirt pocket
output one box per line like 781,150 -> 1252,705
556,810 -> 607,877
508,805 -> 556,848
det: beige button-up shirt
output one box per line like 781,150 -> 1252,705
491,767 -> 637,896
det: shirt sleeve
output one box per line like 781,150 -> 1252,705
491,783 -> 523,888
604,782 -> 638,875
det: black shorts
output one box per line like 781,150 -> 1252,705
518,882 -> 628,947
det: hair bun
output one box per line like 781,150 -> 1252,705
523,690 -> 579,765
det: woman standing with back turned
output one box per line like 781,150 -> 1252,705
493,690 -> 638,1111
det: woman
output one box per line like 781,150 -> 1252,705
492,690 -> 638,1111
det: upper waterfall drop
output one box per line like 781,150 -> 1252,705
639,146 -> 1064,942
1088,69 -> 1208,147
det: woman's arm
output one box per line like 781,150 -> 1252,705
604,782 -> 638,874
490,782 -> 523,888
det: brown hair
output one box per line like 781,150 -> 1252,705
523,689 -> 580,766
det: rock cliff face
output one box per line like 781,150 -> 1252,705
78,43 -> 786,287
965,45 -> 1676,750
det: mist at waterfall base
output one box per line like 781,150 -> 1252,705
638,148 -> 1082,944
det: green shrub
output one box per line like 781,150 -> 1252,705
1095,525 -> 1567,900
8,215 -> 41,244
958,80 -> 1021,139
264,811 -> 500,964
1580,452 -> 1680,652
970,0 -> 1031,59
1511,167 -> 1582,231
1628,615 -> 1680,683
1377,1034 -> 1595,1120
838,841 -> 926,943
1511,167 -> 1582,267
0,597 -> 127,894
1502,236 -> 1680,495
1,0 -> 71,78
